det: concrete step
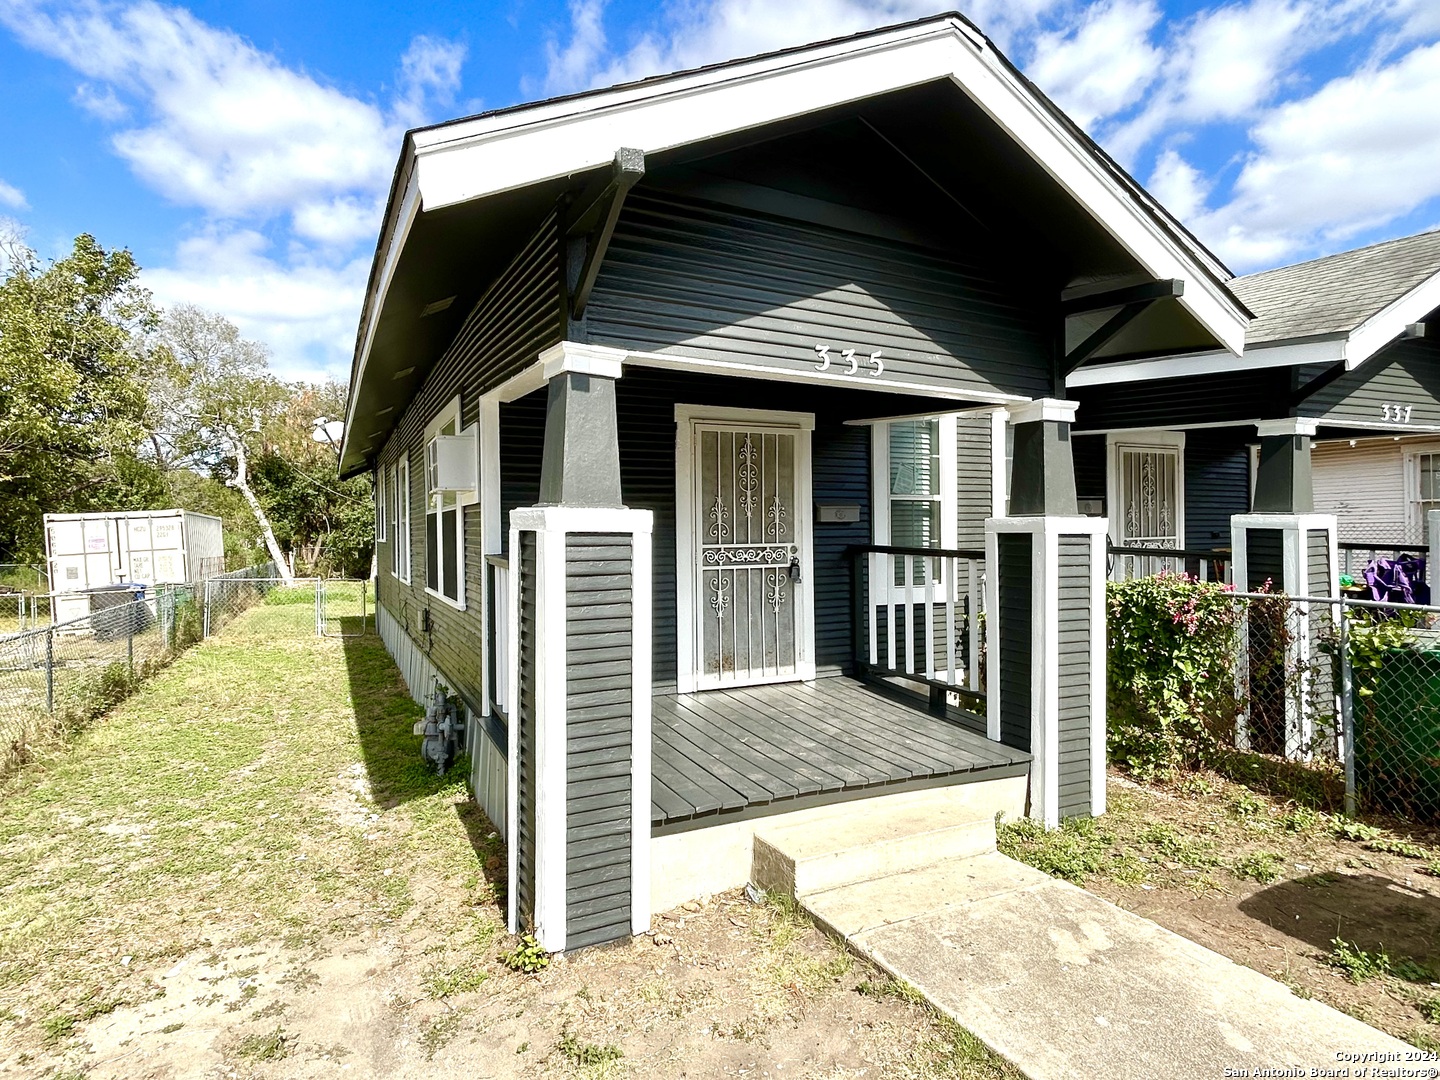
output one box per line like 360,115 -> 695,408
752,798 -> 997,898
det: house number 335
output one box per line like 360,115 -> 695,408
814,344 -> 884,378
1382,402 -> 1414,423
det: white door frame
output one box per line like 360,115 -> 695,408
675,404 -> 817,694
1106,430 -> 1186,553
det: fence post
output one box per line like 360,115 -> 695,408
1339,599 -> 1357,817
203,579 -> 211,639
45,627 -> 54,713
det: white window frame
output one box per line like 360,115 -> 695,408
392,457 -> 411,583
1106,430 -> 1186,563
1403,444 -> 1440,543
424,396 -> 476,609
375,462 -> 388,542
872,415 -> 958,601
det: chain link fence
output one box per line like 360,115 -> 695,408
1,564 -> 370,777
1221,589 -> 1440,822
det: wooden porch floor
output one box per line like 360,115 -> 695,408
650,677 -> 1030,829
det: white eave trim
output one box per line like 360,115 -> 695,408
1346,265 -> 1440,370
406,20 -> 1246,354
1066,337 -> 1346,388
342,164 -> 420,458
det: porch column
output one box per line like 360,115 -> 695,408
1231,419 -> 1337,760
985,399 -> 1106,826
507,342 -> 653,953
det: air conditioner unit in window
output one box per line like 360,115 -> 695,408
427,432 -> 477,492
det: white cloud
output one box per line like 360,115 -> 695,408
1028,0 -> 1163,130
1147,147 -> 1211,221
0,178 -> 27,210
143,228 -> 369,382
1194,38 -> 1440,267
394,34 -> 467,128
539,0 -> 1062,96
72,80 -> 127,120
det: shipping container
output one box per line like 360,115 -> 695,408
43,510 -> 225,624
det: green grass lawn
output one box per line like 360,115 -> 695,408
0,597 -> 501,1052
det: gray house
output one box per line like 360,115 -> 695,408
339,14 -> 1247,953
1069,228 -> 1440,574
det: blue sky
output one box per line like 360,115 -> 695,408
2,0 -> 1438,382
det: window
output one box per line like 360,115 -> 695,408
1411,451 -> 1440,543
872,417 -> 957,589
423,397 -> 476,607
392,458 -> 411,582
375,464 -> 387,542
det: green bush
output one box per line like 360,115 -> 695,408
1107,573 -> 1243,777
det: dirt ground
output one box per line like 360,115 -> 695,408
1002,768 -> 1440,1049
0,600 -> 1014,1080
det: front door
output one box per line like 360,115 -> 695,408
682,414 -> 814,690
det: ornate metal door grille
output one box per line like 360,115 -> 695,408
1118,446 -> 1180,578
694,426 -> 800,685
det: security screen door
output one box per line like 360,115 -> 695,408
691,423 -> 806,688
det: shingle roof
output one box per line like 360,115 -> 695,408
1232,229 -> 1440,345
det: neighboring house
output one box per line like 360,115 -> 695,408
1068,229 -> 1440,573
339,15 -> 1247,953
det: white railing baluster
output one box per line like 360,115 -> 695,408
968,560 -> 980,691
903,553 -> 915,675
944,556 -> 956,686
924,555 -> 936,680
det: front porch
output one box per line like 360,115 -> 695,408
650,676 -> 1030,830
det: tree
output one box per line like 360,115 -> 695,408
147,306 -> 296,583
250,383 -> 374,578
0,233 -> 162,561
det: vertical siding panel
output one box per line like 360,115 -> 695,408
1057,536 -> 1092,818
996,533 -> 1031,751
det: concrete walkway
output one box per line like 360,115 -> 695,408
798,849 -> 1417,1078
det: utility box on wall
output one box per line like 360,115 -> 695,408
44,509 -> 225,624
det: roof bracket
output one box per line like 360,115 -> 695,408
566,147 -> 645,321
1061,279 -> 1185,377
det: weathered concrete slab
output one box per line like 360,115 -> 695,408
808,853 -> 1415,1079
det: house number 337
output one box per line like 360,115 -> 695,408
814,344 -> 884,378
1382,402 -> 1414,423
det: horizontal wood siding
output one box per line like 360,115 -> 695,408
1057,536 -> 1092,818
587,192 -> 1054,400
1185,429 -> 1252,547
1246,528 -> 1284,591
956,415 -> 993,547
374,211 -> 563,715
517,533 -> 538,931
1308,530 -> 1331,597
1074,370 -> 1283,430
1313,439 -> 1411,543
565,534 -> 634,950
1073,434 -> 1106,509
1300,340 -> 1440,427
996,533 -> 1032,751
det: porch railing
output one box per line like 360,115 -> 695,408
486,555 -> 510,719
1338,541 -> 1426,580
1108,542 -> 1232,584
848,544 -> 985,712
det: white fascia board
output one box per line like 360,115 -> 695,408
1346,266 -> 1440,370
412,22 -> 977,203
407,22 -> 1244,357
343,165 -> 421,454
1066,337 -> 1346,388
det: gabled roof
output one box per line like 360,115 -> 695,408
1232,229 -> 1440,345
342,12 -> 1251,472
1069,228 -> 1440,389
